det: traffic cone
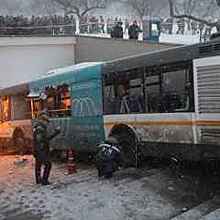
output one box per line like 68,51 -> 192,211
67,149 -> 77,174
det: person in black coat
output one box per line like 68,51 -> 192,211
32,112 -> 60,185
128,20 -> 141,40
95,137 -> 121,179
111,21 -> 123,39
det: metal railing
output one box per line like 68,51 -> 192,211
0,24 -> 77,36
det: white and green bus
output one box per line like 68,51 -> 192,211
0,40 -> 220,164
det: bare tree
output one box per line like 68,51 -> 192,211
120,0 -> 167,21
120,0 -> 150,21
168,0 -> 220,31
0,0 -> 23,15
27,0 -> 59,16
174,0 -> 199,30
52,0 -> 109,20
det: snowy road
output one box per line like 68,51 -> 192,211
0,156 -> 219,220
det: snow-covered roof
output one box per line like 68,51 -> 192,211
0,62 -> 103,93
29,62 -> 104,92
41,62 -> 103,79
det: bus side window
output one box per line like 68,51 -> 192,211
162,69 -> 186,112
104,69 -> 144,115
46,84 -> 71,118
1,96 -> 11,121
104,85 -> 116,114
28,84 -> 71,118
128,78 -> 144,113
145,74 -> 161,113
145,63 -> 193,113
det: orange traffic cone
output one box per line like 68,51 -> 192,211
67,149 -> 77,174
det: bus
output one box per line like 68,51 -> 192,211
0,40 -> 220,165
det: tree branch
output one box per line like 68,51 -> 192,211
168,0 -> 218,27
81,5 -> 105,17
52,0 -> 107,19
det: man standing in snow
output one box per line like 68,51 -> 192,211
111,21 -> 123,39
128,20 -> 141,40
32,112 -> 60,185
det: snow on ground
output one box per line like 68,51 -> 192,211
0,155 -> 213,220
159,33 -> 200,45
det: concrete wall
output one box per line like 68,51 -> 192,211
75,36 -> 177,63
0,37 -> 76,88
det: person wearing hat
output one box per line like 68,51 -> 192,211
128,20 -> 141,40
32,111 -> 60,185
110,21 -> 123,39
95,136 -> 121,179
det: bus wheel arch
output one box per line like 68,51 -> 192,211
108,124 -> 139,167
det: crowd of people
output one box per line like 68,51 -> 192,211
0,14 -> 215,42
110,20 -> 142,40
0,14 -> 144,39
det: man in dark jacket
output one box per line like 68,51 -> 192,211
32,112 -> 60,185
95,137 -> 121,179
128,20 -> 141,40
110,21 -> 123,39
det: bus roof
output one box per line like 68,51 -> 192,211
29,62 -> 103,92
102,40 -> 220,74
0,62 -> 103,96
40,62 -> 103,79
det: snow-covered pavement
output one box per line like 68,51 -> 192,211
0,155 -> 217,220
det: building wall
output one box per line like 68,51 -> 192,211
75,36 -> 177,63
0,37 -> 76,88
0,35 -> 178,88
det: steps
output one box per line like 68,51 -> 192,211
171,197 -> 220,220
